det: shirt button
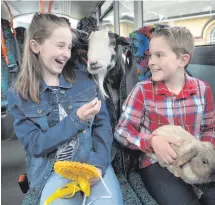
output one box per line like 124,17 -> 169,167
68,105 -> 73,110
37,109 -> 42,114
82,129 -> 86,134
60,90 -> 65,94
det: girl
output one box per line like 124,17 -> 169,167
7,13 -> 123,205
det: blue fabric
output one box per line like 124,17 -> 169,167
7,69 -> 113,205
1,19 -> 18,72
1,19 -> 21,109
129,24 -> 168,82
1,56 -> 8,108
40,166 -> 123,205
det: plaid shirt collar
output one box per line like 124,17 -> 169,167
154,74 -> 198,99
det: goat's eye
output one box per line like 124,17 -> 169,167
110,41 -> 116,46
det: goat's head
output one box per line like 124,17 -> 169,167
87,30 -> 129,98
175,141 -> 215,184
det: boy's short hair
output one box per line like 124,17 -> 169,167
152,26 -> 195,60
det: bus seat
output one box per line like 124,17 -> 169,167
15,27 -> 26,59
129,24 -> 168,82
1,19 -> 23,112
187,44 -> 215,101
1,55 -> 9,112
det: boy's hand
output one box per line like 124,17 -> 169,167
77,98 -> 101,122
151,135 -> 181,164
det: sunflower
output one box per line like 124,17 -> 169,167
44,161 -> 100,205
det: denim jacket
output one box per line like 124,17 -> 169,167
7,69 -> 113,205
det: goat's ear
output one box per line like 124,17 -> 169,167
174,147 -> 198,167
113,33 -> 120,39
117,36 -> 130,46
113,33 -> 130,46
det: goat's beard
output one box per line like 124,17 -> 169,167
92,69 -> 109,99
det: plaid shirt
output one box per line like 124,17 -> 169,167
115,74 -> 215,168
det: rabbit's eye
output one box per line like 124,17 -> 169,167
202,160 -> 208,165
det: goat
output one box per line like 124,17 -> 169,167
87,30 -> 128,97
87,30 -> 138,163
147,125 -> 215,184
87,30 -> 138,118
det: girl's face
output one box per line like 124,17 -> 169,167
38,26 -> 72,79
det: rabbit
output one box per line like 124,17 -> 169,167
147,124 -> 215,184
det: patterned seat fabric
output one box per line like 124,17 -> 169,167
129,24 -> 168,81
1,19 -> 19,110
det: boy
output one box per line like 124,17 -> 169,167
115,26 -> 215,205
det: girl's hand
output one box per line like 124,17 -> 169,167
76,98 -> 101,122
151,135 -> 181,164
90,168 -> 102,185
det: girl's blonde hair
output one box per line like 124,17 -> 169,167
15,13 -> 74,103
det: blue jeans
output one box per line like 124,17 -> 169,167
40,166 -> 123,205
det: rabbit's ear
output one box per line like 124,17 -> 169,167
174,147 -> 198,167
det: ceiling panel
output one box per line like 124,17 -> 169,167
1,0 -> 100,20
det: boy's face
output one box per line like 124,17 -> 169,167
148,36 -> 183,82
38,26 -> 72,78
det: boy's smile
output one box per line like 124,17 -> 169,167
148,36 -> 183,84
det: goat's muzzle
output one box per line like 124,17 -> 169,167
89,61 -> 102,70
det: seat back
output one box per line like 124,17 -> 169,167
1,19 -> 18,111
129,24 -> 168,81
187,44 -> 215,101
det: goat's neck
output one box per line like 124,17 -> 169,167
93,71 -> 108,99
105,58 -> 125,90
106,83 -> 119,117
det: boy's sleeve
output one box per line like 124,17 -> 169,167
114,83 -> 153,153
200,85 -> 215,146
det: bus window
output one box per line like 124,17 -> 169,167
101,0 -> 113,16
119,1 -> 134,37
142,1 -> 215,46
101,10 -> 114,32
210,28 -> 215,44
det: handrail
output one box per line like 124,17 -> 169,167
48,0 -> 54,13
3,0 -> 16,37
40,0 -> 54,13
1,29 -> 9,65
40,0 -> 44,13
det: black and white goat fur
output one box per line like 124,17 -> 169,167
87,30 -> 139,167
87,30 -> 131,111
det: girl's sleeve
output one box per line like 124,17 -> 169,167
87,90 -> 113,174
7,88 -> 89,158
